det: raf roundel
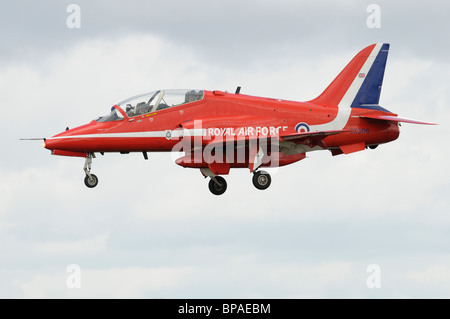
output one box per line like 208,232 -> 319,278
295,122 -> 310,133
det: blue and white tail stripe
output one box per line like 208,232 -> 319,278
350,43 -> 391,111
339,43 -> 385,108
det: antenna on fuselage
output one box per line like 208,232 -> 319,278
235,86 -> 241,94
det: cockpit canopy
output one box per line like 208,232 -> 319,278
96,89 -> 204,122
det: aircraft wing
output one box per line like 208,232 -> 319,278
279,130 -> 346,142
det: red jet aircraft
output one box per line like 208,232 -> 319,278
27,43 -> 435,195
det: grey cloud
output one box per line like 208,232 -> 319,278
2,0 -> 449,68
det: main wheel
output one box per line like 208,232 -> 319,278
208,176 -> 227,195
252,171 -> 271,190
84,174 -> 99,188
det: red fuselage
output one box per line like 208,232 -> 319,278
44,90 -> 399,160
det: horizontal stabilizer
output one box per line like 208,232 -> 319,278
359,114 -> 437,125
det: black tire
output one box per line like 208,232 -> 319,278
208,176 -> 227,195
252,171 -> 271,190
84,174 -> 98,188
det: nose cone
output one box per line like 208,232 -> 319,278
43,130 -> 89,158
43,136 -> 59,151
43,135 -> 74,155
44,122 -> 96,152
43,129 -> 72,150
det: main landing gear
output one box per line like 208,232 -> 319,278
208,176 -> 227,196
207,170 -> 272,195
252,170 -> 271,190
83,153 -> 98,188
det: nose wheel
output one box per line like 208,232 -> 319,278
84,174 -> 98,188
83,153 -> 98,188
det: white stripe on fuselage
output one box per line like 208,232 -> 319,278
49,129 -> 206,140
309,43 -> 383,132
49,131 -> 167,139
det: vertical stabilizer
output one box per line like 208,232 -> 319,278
309,43 -> 391,112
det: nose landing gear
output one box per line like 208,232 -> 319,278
83,153 -> 98,188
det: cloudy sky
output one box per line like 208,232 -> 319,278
1,0 -> 449,298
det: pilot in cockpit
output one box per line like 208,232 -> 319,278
185,90 -> 201,103
125,104 -> 135,117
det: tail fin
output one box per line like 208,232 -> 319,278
310,43 -> 391,112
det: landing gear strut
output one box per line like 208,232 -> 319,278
83,153 -> 98,188
208,176 -> 227,196
252,170 -> 271,190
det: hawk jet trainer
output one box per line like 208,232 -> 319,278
24,43 -> 435,195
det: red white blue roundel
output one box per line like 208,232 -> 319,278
295,122 -> 310,133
